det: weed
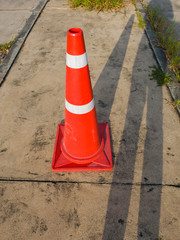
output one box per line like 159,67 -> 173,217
132,0 -> 146,28
140,0 -> 147,11
172,99 -> 180,108
149,65 -> 173,86
68,0 -> 127,11
0,39 -> 14,52
136,8 -> 146,28
171,55 -> 180,81
0,38 -> 15,62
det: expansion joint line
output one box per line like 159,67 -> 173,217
0,178 -> 179,188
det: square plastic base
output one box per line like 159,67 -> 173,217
52,123 -> 113,171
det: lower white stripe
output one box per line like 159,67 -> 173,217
65,99 -> 95,114
66,52 -> 88,69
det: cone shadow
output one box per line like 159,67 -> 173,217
93,15 -> 135,123
137,0 -> 173,238
100,15 -> 163,240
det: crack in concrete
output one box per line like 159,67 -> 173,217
0,178 -> 179,188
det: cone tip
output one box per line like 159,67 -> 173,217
68,28 -> 83,36
67,28 -> 85,55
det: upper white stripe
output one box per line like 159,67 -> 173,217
65,98 -> 95,114
66,52 -> 88,69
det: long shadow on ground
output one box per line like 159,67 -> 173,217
93,15 -> 135,123
93,9 -> 164,240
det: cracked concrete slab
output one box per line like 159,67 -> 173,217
0,182 -> 179,240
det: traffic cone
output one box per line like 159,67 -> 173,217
52,28 -> 113,171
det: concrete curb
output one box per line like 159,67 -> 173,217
0,0 -> 49,86
137,1 -> 180,116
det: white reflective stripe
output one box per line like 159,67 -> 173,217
66,52 -> 88,69
65,98 -> 95,114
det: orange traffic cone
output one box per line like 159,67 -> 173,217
52,28 -> 113,171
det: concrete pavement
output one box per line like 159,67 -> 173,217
0,0 -> 180,239
0,0 -> 45,44
0,0 -> 48,85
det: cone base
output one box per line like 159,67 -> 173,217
52,123 -> 113,171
